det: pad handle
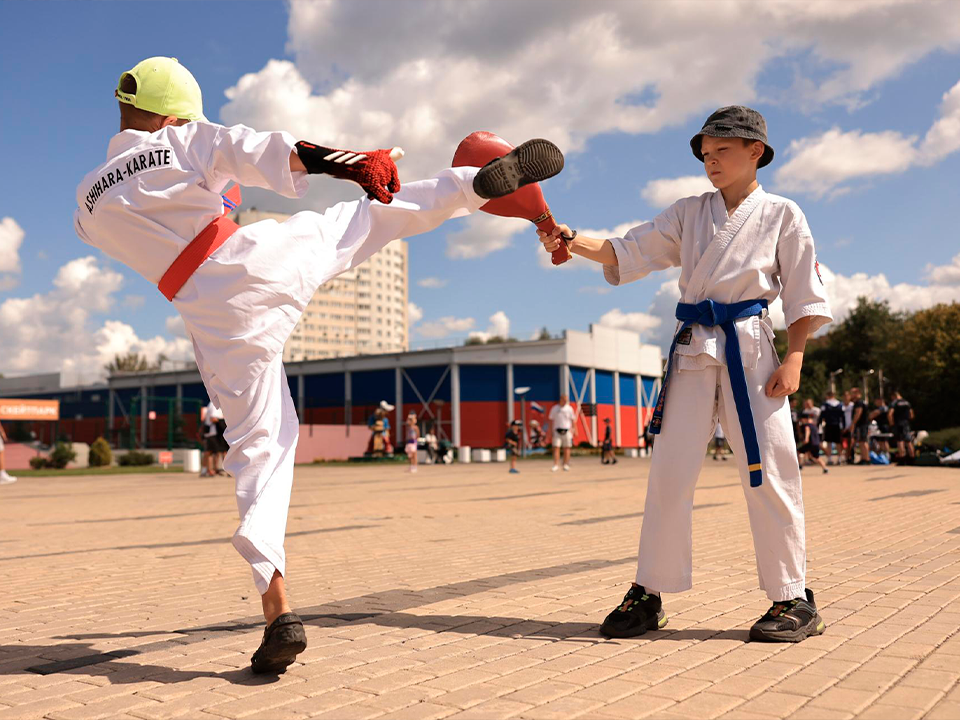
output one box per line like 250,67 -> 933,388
532,208 -> 573,265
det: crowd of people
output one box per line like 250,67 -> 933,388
791,389 -> 917,468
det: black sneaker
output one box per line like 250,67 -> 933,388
599,585 -> 667,638
749,589 -> 826,643
250,612 -> 307,674
473,139 -> 564,199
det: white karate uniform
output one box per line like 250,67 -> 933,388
74,121 -> 484,593
604,186 -> 832,602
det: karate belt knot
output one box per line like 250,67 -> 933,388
650,298 -> 769,487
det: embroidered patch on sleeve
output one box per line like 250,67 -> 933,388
676,328 -> 693,345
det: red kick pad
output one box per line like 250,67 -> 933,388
452,131 -> 571,265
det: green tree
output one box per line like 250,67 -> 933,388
104,352 -> 168,375
537,327 -> 551,341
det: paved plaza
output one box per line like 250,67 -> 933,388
1,456 -> 959,719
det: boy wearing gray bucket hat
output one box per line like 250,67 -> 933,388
538,106 -> 833,643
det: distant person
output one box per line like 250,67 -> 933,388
212,402 -> 229,476
797,415 -> 828,474
712,423 -> 728,461
820,391 -> 845,466
888,391 -> 915,465
789,398 -> 800,443
802,397 -> 820,425
0,423 -> 17,485
505,419 -> 522,474
423,425 -> 439,464
201,401 -> 222,477
601,418 -> 617,464
841,390 -> 854,463
548,394 -> 575,472
869,396 -> 890,458
528,419 -> 545,449
849,387 -> 870,465
404,412 -> 419,473
366,401 -> 394,456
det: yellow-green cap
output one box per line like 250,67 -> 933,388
115,57 -> 206,122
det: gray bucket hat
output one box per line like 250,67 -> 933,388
690,105 -> 775,168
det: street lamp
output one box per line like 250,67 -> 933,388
829,368 -> 844,394
514,386 -> 531,457
862,369 -> 875,403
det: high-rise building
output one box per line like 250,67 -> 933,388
234,209 -> 409,361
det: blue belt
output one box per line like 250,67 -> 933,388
650,298 -> 768,487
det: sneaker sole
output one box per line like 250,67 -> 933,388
599,610 -> 668,639
749,614 -> 826,643
474,139 -> 564,199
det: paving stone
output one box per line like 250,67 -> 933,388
2,462 -> 958,720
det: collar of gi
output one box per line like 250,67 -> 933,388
690,105 -> 774,168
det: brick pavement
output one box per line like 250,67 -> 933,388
0,457 -> 958,719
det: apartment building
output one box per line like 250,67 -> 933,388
234,209 -> 409,361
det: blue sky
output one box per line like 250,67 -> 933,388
1,1 -> 959,381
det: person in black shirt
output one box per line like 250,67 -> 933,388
505,420 -> 522,474
869,396 -> 890,458
797,415 -> 828,474
820,391 -> 845,466
887,391 -> 915,464
601,418 -> 617,464
849,387 -> 870,465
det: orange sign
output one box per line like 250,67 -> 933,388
0,398 -> 60,421
158,451 -> 173,467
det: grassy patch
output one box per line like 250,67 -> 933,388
12,466 -> 186,478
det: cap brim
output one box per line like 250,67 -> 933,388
690,131 -> 775,168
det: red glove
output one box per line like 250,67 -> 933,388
295,141 -> 401,204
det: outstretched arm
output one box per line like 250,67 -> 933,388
292,142 -> 403,204
539,225 -> 618,266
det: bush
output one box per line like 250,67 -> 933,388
49,442 -> 77,469
118,450 -> 154,467
29,456 -> 48,470
88,437 -> 113,467
921,427 -> 960,454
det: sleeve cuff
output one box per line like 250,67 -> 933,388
602,237 -> 644,286
280,131 -> 309,199
785,302 -> 833,335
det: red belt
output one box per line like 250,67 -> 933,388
158,185 -> 242,301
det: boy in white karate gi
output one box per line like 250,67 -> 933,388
539,106 -> 831,642
74,57 -> 563,672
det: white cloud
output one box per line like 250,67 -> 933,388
407,301 -> 423,325
417,277 -> 448,288
123,294 -> 145,311
0,256 -> 193,385
926,253 -> 960,286
0,217 -> 24,289
641,175 -> 715,209
220,2 -> 960,212
445,214 -> 528,260
819,261 -> 960,324
598,308 -> 662,340
919,79 -> 960,160
166,314 -> 187,338
468,310 -> 511,342
416,315 -> 475,338
775,78 -> 960,198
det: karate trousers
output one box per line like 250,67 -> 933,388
199,168 -> 484,595
636,336 -> 806,602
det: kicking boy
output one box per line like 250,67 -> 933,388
539,106 -> 831,642
74,57 -> 563,672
